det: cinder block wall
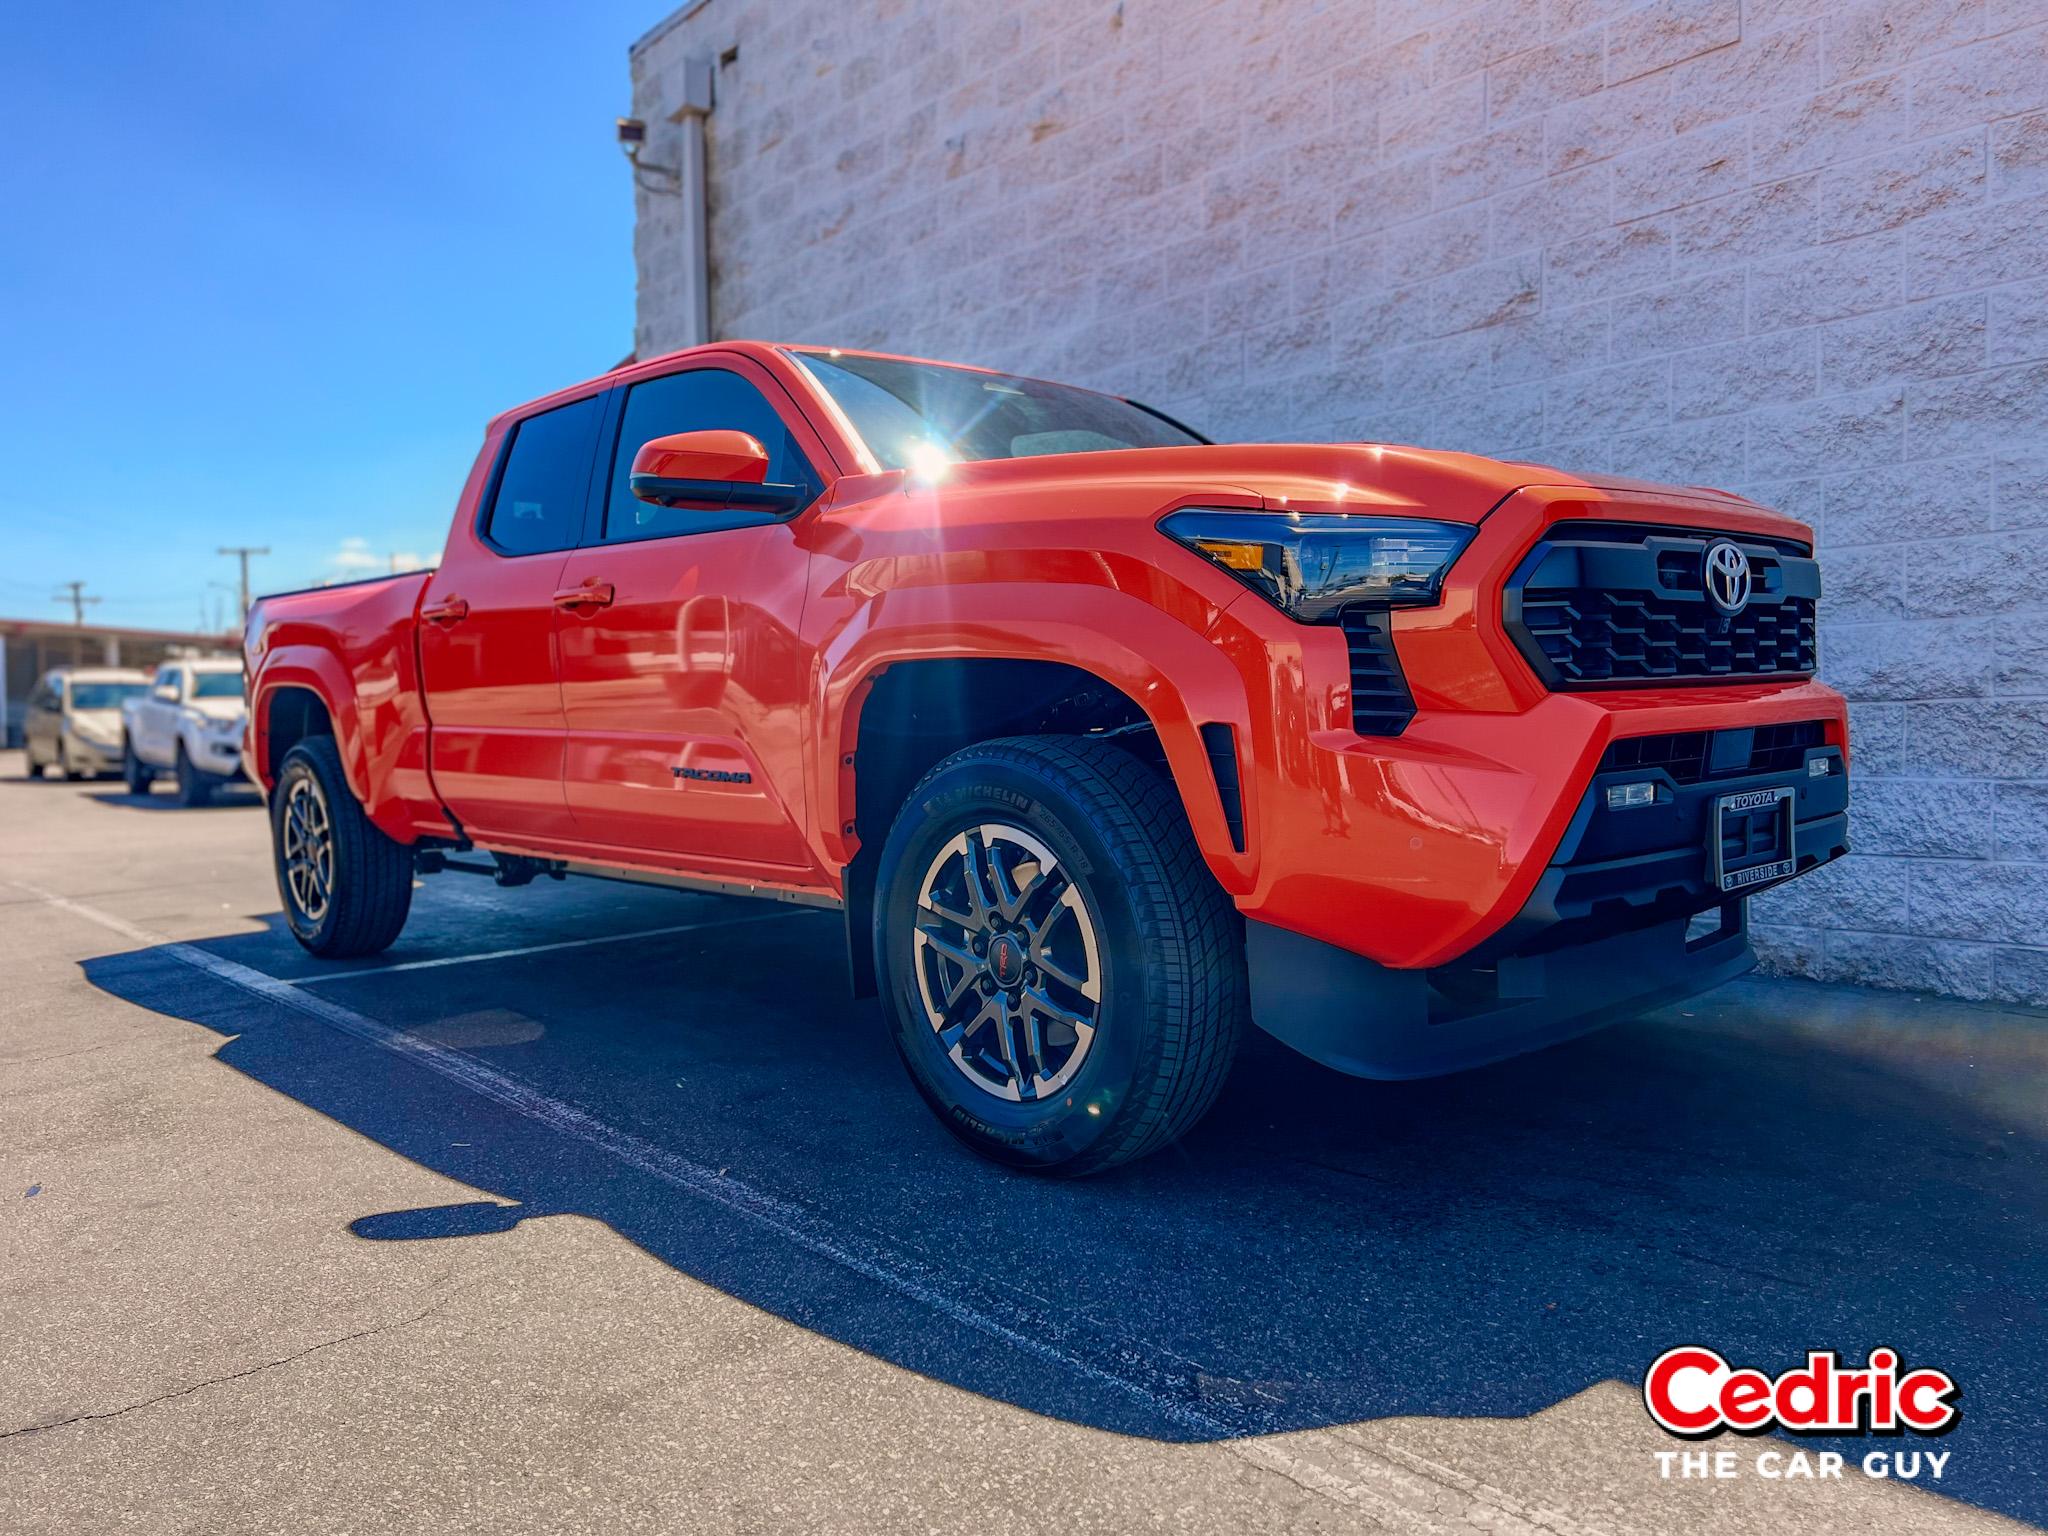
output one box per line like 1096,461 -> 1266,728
631,0 -> 2048,1002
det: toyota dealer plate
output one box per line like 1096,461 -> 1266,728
1714,786 -> 1796,893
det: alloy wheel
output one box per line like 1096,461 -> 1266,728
282,774 -> 334,924
911,822 -> 1103,1103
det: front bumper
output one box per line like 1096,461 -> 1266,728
1479,729 -> 1849,959
187,734 -> 245,778
1243,740 -> 1847,1079
1218,669 -> 1848,969
63,734 -> 120,771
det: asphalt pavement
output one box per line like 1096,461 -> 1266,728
3,748 -> 2043,1534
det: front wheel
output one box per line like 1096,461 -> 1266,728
174,743 -> 212,807
874,736 -> 1247,1177
123,736 -> 155,794
272,736 -> 414,957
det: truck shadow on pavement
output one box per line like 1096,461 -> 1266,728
80,898 -> 2048,1526
82,787 -> 264,811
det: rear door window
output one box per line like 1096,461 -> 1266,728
485,394 -> 605,556
603,368 -> 820,541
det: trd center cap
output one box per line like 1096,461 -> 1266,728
989,933 -> 1026,988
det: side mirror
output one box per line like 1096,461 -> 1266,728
155,684 -> 180,703
629,430 -> 807,515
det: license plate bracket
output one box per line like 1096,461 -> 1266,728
1712,786 -> 1796,894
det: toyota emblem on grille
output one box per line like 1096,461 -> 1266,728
1703,541 -> 1752,615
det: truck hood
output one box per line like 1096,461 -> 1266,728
187,698 -> 246,725
836,441 -> 1773,528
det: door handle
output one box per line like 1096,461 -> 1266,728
421,597 -> 469,624
552,582 -> 615,610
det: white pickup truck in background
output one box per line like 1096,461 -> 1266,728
120,657 -> 251,804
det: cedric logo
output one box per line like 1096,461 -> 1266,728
1643,1346 -> 1960,1438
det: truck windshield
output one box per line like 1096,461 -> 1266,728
789,350 -> 1202,470
191,672 -> 245,699
68,682 -> 148,710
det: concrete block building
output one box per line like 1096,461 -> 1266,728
628,0 -> 2048,1001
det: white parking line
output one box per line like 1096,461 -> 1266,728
9,876 -> 1489,1525
290,911 -> 810,983
7,877 -> 1230,1427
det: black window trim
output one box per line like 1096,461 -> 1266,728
593,363 -> 823,549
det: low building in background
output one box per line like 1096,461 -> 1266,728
627,0 -> 2048,1003
1,618 -> 236,748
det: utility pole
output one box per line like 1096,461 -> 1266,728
217,546 -> 270,624
207,581 -> 237,635
54,581 -> 100,626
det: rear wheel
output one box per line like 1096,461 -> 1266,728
174,743 -> 212,807
123,736 -> 155,794
874,735 -> 1246,1177
272,736 -> 414,957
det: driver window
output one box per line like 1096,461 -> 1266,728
603,368 -> 820,542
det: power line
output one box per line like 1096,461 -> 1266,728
217,546 -> 271,625
53,580 -> 101,626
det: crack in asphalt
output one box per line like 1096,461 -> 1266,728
0,1295 -> 455,1444
11,1044 -> 112,1067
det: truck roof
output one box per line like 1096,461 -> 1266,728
483,340 -> 1125,435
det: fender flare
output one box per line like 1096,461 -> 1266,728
250,647 -> 370,803
813,581 -> 1258,894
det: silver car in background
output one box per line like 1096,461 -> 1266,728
21,668 -> 150,780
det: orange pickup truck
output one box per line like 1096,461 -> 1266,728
244,342 -> 1848,1174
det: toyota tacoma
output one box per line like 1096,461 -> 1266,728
121,656 -> 250,803
244,342 -> 1848,1175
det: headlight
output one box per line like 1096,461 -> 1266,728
1160,509 -> 1475,622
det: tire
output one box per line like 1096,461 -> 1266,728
22,744 -> 43,779
873,735 -> 1246,1177
271,735 -> 414,957
174,743 -> 212,806
123,735 -> 155,794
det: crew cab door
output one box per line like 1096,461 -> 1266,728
553,361 -> 823,872
417,391 -> 605,844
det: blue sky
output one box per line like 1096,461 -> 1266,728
0,1 -> 671,631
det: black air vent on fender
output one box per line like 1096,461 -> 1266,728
1197,723 -> 1245,851
1339,607 -> 1417,737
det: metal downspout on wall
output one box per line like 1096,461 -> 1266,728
671,56 -> 714,348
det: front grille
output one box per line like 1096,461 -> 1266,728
1505,522 -> 1819,688
1340,607 -> 1417,736
1598,720 -> 1828,786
